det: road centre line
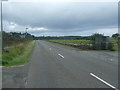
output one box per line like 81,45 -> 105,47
90,73 -> 118,90
58,54 -> 64,58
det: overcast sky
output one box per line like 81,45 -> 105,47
2,1 -> 118,36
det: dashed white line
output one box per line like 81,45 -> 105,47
25,81 -> 28,85
110,59 -> 113,61
90,73 -> 118,90
58,54 -> 64,58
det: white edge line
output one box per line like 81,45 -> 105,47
90,73 -> 118,90
58,54 -> 64,58
11,65 -> 25,67
6,65 -> 24,68
0,64 -> 24,68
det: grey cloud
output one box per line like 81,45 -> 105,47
3,2 -> 118,36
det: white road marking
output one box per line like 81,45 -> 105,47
6,65 -> 25,68
25,81 -> 27,85
19,65 -> 24,67
14,65 -> 24,67
0,64 -> 25,68
58,54 -> 64,58
90,73 -> 118,90
110,59 -> 113,61
49,48 -> 52,50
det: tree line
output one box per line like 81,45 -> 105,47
34,33 -> 120,40
2,31 -> 120,48
2,31 -> 34,48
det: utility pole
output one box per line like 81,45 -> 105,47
1,0 -> 3,51
25,27 -> 28,38
1,0 -> 3,32
25,28 -> 28,33
1,0 -> 8,32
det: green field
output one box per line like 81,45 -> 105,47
49,39 -> 120,51
49,40 -> 93,45
49,40 -> 94,50
1,40 -> 35,66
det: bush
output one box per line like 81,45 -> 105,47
108,42 -> 114,51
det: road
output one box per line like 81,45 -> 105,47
24,40 -> 118,88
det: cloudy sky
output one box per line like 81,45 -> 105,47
2,0 -> 118,36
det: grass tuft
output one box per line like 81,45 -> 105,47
2,40 -> 35,66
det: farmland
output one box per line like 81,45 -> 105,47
48,40 -> 94,50
49,39 -> 119,51
49,40 -> 93,45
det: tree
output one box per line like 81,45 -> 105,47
91,33 -> 104,37
90,33 -> 104,40
112,33 -> 120,39
2,31 -> 34,47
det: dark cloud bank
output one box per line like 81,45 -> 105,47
3,2 -> 118,36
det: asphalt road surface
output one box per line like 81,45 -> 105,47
26,40 -> 118,88
2,40 -> 118,88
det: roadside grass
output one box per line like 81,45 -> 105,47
109,39 -> 120,51
2,40 -> 35,66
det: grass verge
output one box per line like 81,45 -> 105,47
109,39 -> 120,51
2,40 -> 35,66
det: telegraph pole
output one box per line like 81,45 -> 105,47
25,27 -> 29,38
1,0 -> 8,32
1,0 -> 3,32
1,0 -> 3,51
26,28 -> 28,33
